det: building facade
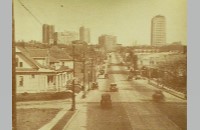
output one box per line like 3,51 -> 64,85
151,15 -> 166,46
54,31 -> 78,45
42,24 -> 55,44
15,46 -> 73,93
98,34 -> 117,52
79,26 -> 90,43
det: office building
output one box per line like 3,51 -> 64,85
54,31 -> 78,45
42,24 -> 55,44
151,15 -> 166,46
79,26 -> 90,43
98,35 -> 117,52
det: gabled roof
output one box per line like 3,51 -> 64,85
16,47 -> 40,69
49,46 -> 72,60
28,49 -> 48,58
16,46 -> 54,70
49,56 -> 59,63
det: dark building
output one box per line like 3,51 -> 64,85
42,24 -> 55,44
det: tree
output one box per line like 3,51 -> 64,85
157,55 -> 187,92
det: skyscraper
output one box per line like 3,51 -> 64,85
98,34 -> 117,52
42,24 -> 55,44
79,26 -> 90,43
151,15 -> 166,46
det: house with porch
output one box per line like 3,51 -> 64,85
15,46 -> 73,93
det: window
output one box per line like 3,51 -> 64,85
16,58 -> 19,67
19,62 -> 23,67
19,76 -> 24,87
48,76 -> 54,83
31,75 -> 35,78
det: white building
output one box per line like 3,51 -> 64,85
79,26 -> 90,43
54,31 -> 78,45
151,15 -> 166,46
15,46 -> 73,93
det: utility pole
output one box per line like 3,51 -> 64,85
82,52 -> 86,98
70,40 -> 86,110
70,45 -> 76,111
12,0 -> 17,129
91,58 -> 94,83
148,68 -> 151,83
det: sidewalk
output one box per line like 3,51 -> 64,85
62,103 -> 88,130
36,90 -> 87,130
37,76 -> 106,130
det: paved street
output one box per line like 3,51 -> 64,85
63,52 -> 186,130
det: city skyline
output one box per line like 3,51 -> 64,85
14,0 -> 187,45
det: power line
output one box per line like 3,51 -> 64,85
17,0 -> 42,25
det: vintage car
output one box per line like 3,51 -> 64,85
91,82 -> 99,90
152,90 -> 165,101
135,75 -> 142,80
99,69 -> 105,75
109,83 -> 118,92
104,73 -> 109,79
100,93 -> 112,108
127,75 -> 133,80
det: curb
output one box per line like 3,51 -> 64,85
149,81 -> 186,100
38,108 -> 68,130
38,90 -> 86,130
38,107 -> 80,130
62,109 -> 80,130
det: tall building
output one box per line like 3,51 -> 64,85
42,24 -> 55,44
151,15 -> 166,46
54,31 -> 78,45
98,35 -> 117,52
79,26 -> 90,43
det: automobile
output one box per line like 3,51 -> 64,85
91,82 -> 99,90
99,69 -> 105,75
152,90 -> 165,101
104,73 -> 109,79
109,83 -> 118,92
135,75 -> 142,80
100,93 -> 112,108
127,75 -> 133,80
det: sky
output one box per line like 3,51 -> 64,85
14,0 -> 187,45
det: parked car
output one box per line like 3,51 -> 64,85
127,75 -> 133,80
99,69 -> 105,75
152,90 -> 165,101
91,82 -> 99,90
109,83 -> 118,92
104,73 -> 109,79
100,93 -> 112,108
135,75 -> 142,80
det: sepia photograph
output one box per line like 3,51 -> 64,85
13,0 -> 187,130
